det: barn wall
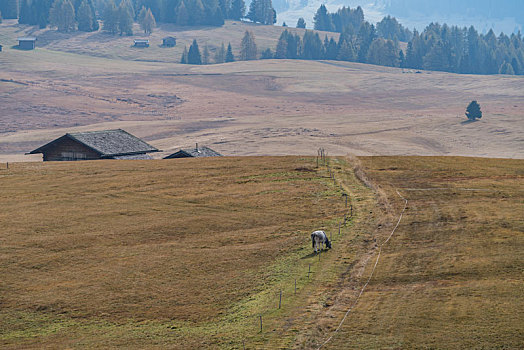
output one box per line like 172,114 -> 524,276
42,138 -> 100,161
19,40 -> 35,50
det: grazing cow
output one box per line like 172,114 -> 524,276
311,230 -> 332,253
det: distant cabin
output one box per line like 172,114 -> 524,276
162,36 -> 176,47
134,39 -> 149,48
164,144 -> 222,159
0,44 -> 3,52
28,129 -> 160,161
18,37 -> 36,50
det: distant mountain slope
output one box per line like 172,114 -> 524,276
276,0 -> 524,34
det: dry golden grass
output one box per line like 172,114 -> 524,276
0,156 -> 350,348
1,156 -> 522,348
304,156 -> 524,349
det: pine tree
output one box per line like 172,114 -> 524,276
337,39 -> 356,61
187,39 -> 202,64
140,8 -> 156,34
260,48 -> 273,59
240,30 -> 257,60
214,43 -> 226,63
499,61 -> 515,75
50,0 -> 76,32
275,31 -> 287,58
118,0 -> 134,35
313,5 -> 331,31
138,6 -> 147,24
202,45 -> 210,64
180,46 -> 188,64
296,17 -> 305,29
398,50 -> 405,68
1,0 -> 19,19
229,0 -> 245,20
301,30 -> 322,60
103,0 -> 118,34
19,0 -> 33,24
247,0 -> 275,25
77,0 -> 94,31
465,101 -> 482,121
225,42 -> 235,62
175,0 -> 189,25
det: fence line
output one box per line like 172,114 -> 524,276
316,190 -> 408,349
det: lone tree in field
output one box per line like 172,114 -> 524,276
465,101 -> 482,121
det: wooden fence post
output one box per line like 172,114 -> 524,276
338,222 -> 341,235
294,279 -> 297,295
279,290 -> 282,309
259,315 -> 263,333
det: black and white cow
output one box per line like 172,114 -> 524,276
311,230 -> 332,253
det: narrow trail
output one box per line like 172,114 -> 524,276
316,189 -> 408,349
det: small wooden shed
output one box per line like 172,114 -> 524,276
134,39 -> 149,48
162,36 -> 176,47
18,37 -> 36,50
28,129 -> 160,161
0,44 -> 3,52
164,143 -> 222,159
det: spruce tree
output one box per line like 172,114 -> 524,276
180,46 -> 188,64
140,8 -> 156,34
465,101 -> 482,121
187,39 -> 202,64
260,48 -> 273,59
313,5 -> 331,31
214,43 -> 226,63
225,42 -> 235,62
18,0 -> 33,24
337,39 -> 356,61
118,0 -> 133,35
77,0 -> 94,31
296,17 -> 305,29
247,0 -> 275,25
240,30 -> 257,60
202,45 -> 210,64
176,1 -> 189,25
103,0 -> 118,34
1,0 -> 19,19
229,0 -> 245,20
499,61 -> 515,75
50,0 -> 76,32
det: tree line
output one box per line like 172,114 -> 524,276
311,4 -> 523,75
7,0 -> 276,32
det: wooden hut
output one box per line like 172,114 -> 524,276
162,36 -> 176,47
164,143 -> 222,159
133,39 -> 149,48
0,45 -> 3,52
28,129 -> 160,161
18,37 -> 36,50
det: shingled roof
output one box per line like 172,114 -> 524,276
164,144 -> 222,159
29,129 -> 159,158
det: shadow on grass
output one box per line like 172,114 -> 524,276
301,250 -> 330,259
461,119 -> 480,125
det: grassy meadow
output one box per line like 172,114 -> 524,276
0,156 -> 361,348
1,156 -> 522,348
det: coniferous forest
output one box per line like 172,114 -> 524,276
2,0 -> 523,75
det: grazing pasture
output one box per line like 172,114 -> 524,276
1,156 -> 522,348
298,156 -> 524,349
0,156 -> 352,348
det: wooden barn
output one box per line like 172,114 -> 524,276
134,39 -> 149,48
28,129 -> 160,161
18,37 -> 36,50
162,36 -> 176,47
164,143 -> 222,159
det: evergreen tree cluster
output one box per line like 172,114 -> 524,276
0,0 -> 19,19
268,28 -> 398,66
125,0 -> 247,26
312,4 -> 524,75
246,0 -> 275,25
406,23 -> 524,75
18,0 -> 98,31
180,39 -> 235,64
